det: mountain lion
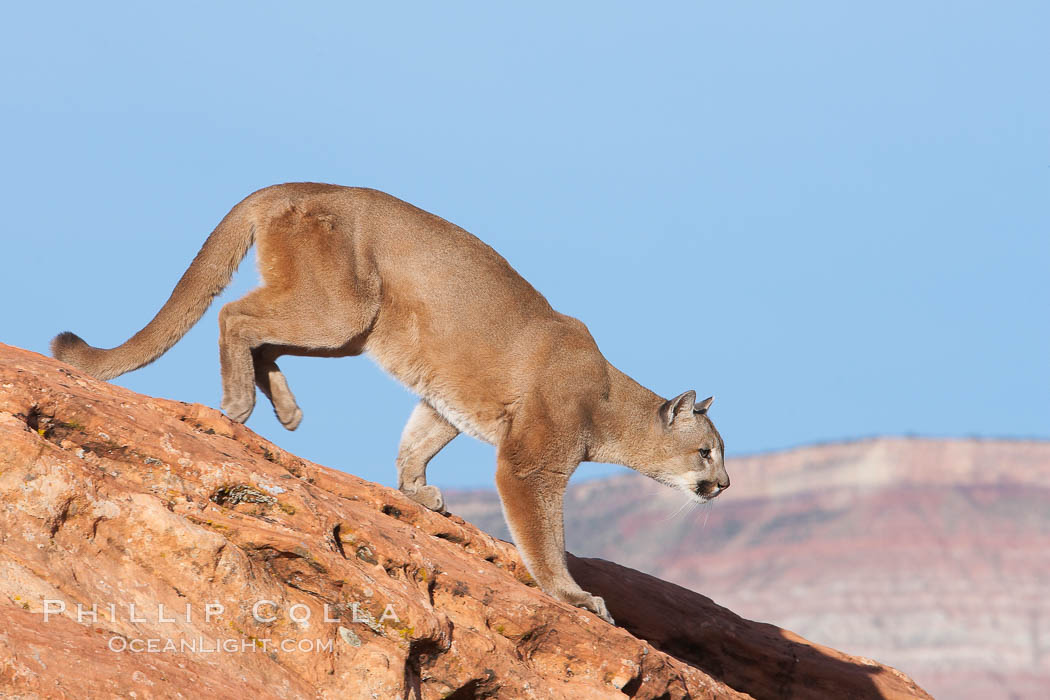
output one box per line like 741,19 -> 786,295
51,183 -> 729,624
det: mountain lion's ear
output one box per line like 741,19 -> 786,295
693,396 -> 714,415
660,390 -> 696,426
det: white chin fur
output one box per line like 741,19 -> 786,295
658,472 -> 706,501
653,470 -> 711,503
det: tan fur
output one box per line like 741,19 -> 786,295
52,183 -> 729,624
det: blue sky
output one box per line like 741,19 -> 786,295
2,2 -> 1046,487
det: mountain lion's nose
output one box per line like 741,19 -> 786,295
695,479 -> 728,497
717,475 -> 730,490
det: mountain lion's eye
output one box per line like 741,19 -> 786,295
699,448 -> 711,458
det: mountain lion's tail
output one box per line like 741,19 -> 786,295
51,204 -> 257,381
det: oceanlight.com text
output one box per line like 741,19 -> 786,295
107,636 -> 335,654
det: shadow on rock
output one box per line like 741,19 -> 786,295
568,554 -> 930,700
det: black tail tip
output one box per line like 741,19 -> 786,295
50,331 -> 87,361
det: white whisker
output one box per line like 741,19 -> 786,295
662,495 -> 695,521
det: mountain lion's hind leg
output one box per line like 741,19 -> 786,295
396,401 -> 459,512
217,287 -> 377,425
252,345 -> 303,430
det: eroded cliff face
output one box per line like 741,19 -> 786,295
455,437 -> 1050,700
0,344 -> 930,699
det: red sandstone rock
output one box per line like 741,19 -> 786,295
0,344 -> 930,699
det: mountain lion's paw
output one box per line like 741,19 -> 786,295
577,594 -> 615,625
221,397 -> 254,424
402,485 -> 445,513
277,406 -> 303,431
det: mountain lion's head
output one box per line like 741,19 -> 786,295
647,391 -> 728,502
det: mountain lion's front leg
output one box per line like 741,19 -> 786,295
396,401 -> 459,512
495,443 -> 614,625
